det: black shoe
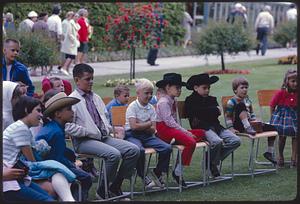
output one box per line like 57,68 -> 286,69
96,187 -> 111,199
109,186 -> 123,197
210,164 -> 220,178
172,170 -> 187,187
263,152 -> 277,165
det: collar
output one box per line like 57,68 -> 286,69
76,88 -> 93,97
135,99 -> 152,110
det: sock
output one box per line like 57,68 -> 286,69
242,118 -> 251,129
267,146 -> 274,153
174,163 -> 183,176
51,173 -> 75,201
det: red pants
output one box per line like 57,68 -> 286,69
156,122 -> 205,166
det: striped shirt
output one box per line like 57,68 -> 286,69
3,120 -> 34,166
225,96 -> 256,128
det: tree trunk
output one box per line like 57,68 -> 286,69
221,52 -> 225,71
129,47 -> 136,80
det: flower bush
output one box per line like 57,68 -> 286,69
103,2 -> 168,51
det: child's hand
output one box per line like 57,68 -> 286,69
3,168 -> 26,181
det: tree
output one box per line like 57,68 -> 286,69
104,2 -> 168,79
194,21 -> 253,71
273,19 -> 297,47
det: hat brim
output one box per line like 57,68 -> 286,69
186,75 -> 219,90
156,80 -> 187,88
43,97 -> 80,117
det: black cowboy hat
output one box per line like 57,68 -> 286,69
156,73 -> 187,88
186,73 -> 219,90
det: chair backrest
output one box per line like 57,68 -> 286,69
256,89 -> 278,122
221,96 -> 234,126
102,96 -> 113,105
176,101 -> 187,126
128,96 -> 137,104
111,106 -> 127,126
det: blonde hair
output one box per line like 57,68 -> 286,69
232,76 -> 249,93
282,69 -> 297,90
135,78 -> 154,91
114,84 -> 130,97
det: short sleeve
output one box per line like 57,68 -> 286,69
11,125 -> 32,147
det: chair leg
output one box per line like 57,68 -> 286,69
249,139 -> 255,179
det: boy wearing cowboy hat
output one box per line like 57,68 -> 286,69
35,92 -> 92,201
185,73 -> 241,178
155,73 -> 206,186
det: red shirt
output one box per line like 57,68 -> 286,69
77,17 -> 89,43
270,89 -> 297,108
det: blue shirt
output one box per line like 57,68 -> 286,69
2,57 -> 35,96
35,120 -> 74,169
106,98 -> 128,124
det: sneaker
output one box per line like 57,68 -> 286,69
172,170 -> 187,187
144,176 -> 156,189
151,170 -> 165,188
245,126 -> 256,136
263,152 -> 277,165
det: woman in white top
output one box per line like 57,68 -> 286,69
60,11 -> 81,76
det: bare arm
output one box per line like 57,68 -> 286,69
128,118 -> 152,131
21,146 -> 36,162
3,167 -> 25,181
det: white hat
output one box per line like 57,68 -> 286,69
263,5 -> 271,12
235,3 -> 243,9
43,92 -> 80,117
28,11 -> 38,18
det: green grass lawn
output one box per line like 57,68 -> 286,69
36,58 -> 297,201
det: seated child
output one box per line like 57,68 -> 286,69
42,76 -> 72,95
124,78 -> 172,188
185,73 -> 241,177
225,76 -> 276,164
155,73 -> 206,186
35,92 -> 92,201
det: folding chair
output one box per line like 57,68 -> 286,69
221,96 -> 278,178
111,106 -> 166,196
128,96 -> 137,104
102,96 -> 113,105
256,89 -> 280,165
166,101 -> 210,192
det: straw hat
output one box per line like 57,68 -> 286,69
43,92 -> 79,117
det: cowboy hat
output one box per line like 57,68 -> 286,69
43,92 -> 80,117
156,73 -> 187,88
186,73 -> 219,90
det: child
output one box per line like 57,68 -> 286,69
225,76 -> 277,164
270,69 -> 297,168
42,76 -> 72,95
69,63 -> 139,199
35,92 -> 92,201
3,96 -> 74,201
106,84 -> 130,124
185,73 -> 241,177
2,38 -> 35,96
124,78 -> 172,188
156,73 -> 206,186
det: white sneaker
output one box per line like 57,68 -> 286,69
60,69 -> 70,76
145,176 -> 156,189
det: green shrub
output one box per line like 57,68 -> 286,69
5,31 -> 60,68
273,20 -> 297,47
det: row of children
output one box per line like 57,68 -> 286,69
3,63 -> 297,201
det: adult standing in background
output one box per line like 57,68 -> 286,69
254,5 -> 274,56
32,12 -> 49,34
286,3 -> 297,21
182,11 -> 193,48
60,11 -> 81,76
147,2 -> 164,66
18,11 -> 38,32
76,8 -> 90,64
227,3 -> 247,28
4,12 -> 16,33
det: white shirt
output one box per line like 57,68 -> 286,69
2,162 -> 20,192
286,8 -> 297,20
254,11 -> 274,30
6,64 -> 12,81
125,99 -> 156,131
47,14 -> 62,35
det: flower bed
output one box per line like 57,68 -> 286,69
205,69 -> 250,75
104,78 -> 156,87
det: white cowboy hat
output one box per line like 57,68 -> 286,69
28,11 -> 38,18
43,92 -> 80,117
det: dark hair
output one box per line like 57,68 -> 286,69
38,12 -> 48,19
290,4 -> 295,9
73,63 -> 94,79
52,5 -> 61,15
12,96 -> 42,121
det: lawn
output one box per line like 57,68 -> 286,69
34,58 -> 297,201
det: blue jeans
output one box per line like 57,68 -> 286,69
125,130 -> 172,178
3,181 -> 54,201
205,129 -> 241,166
256,27 -> 270,56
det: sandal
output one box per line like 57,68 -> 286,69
277,157 -> 284,168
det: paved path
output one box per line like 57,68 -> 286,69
30,47 -> 297,82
